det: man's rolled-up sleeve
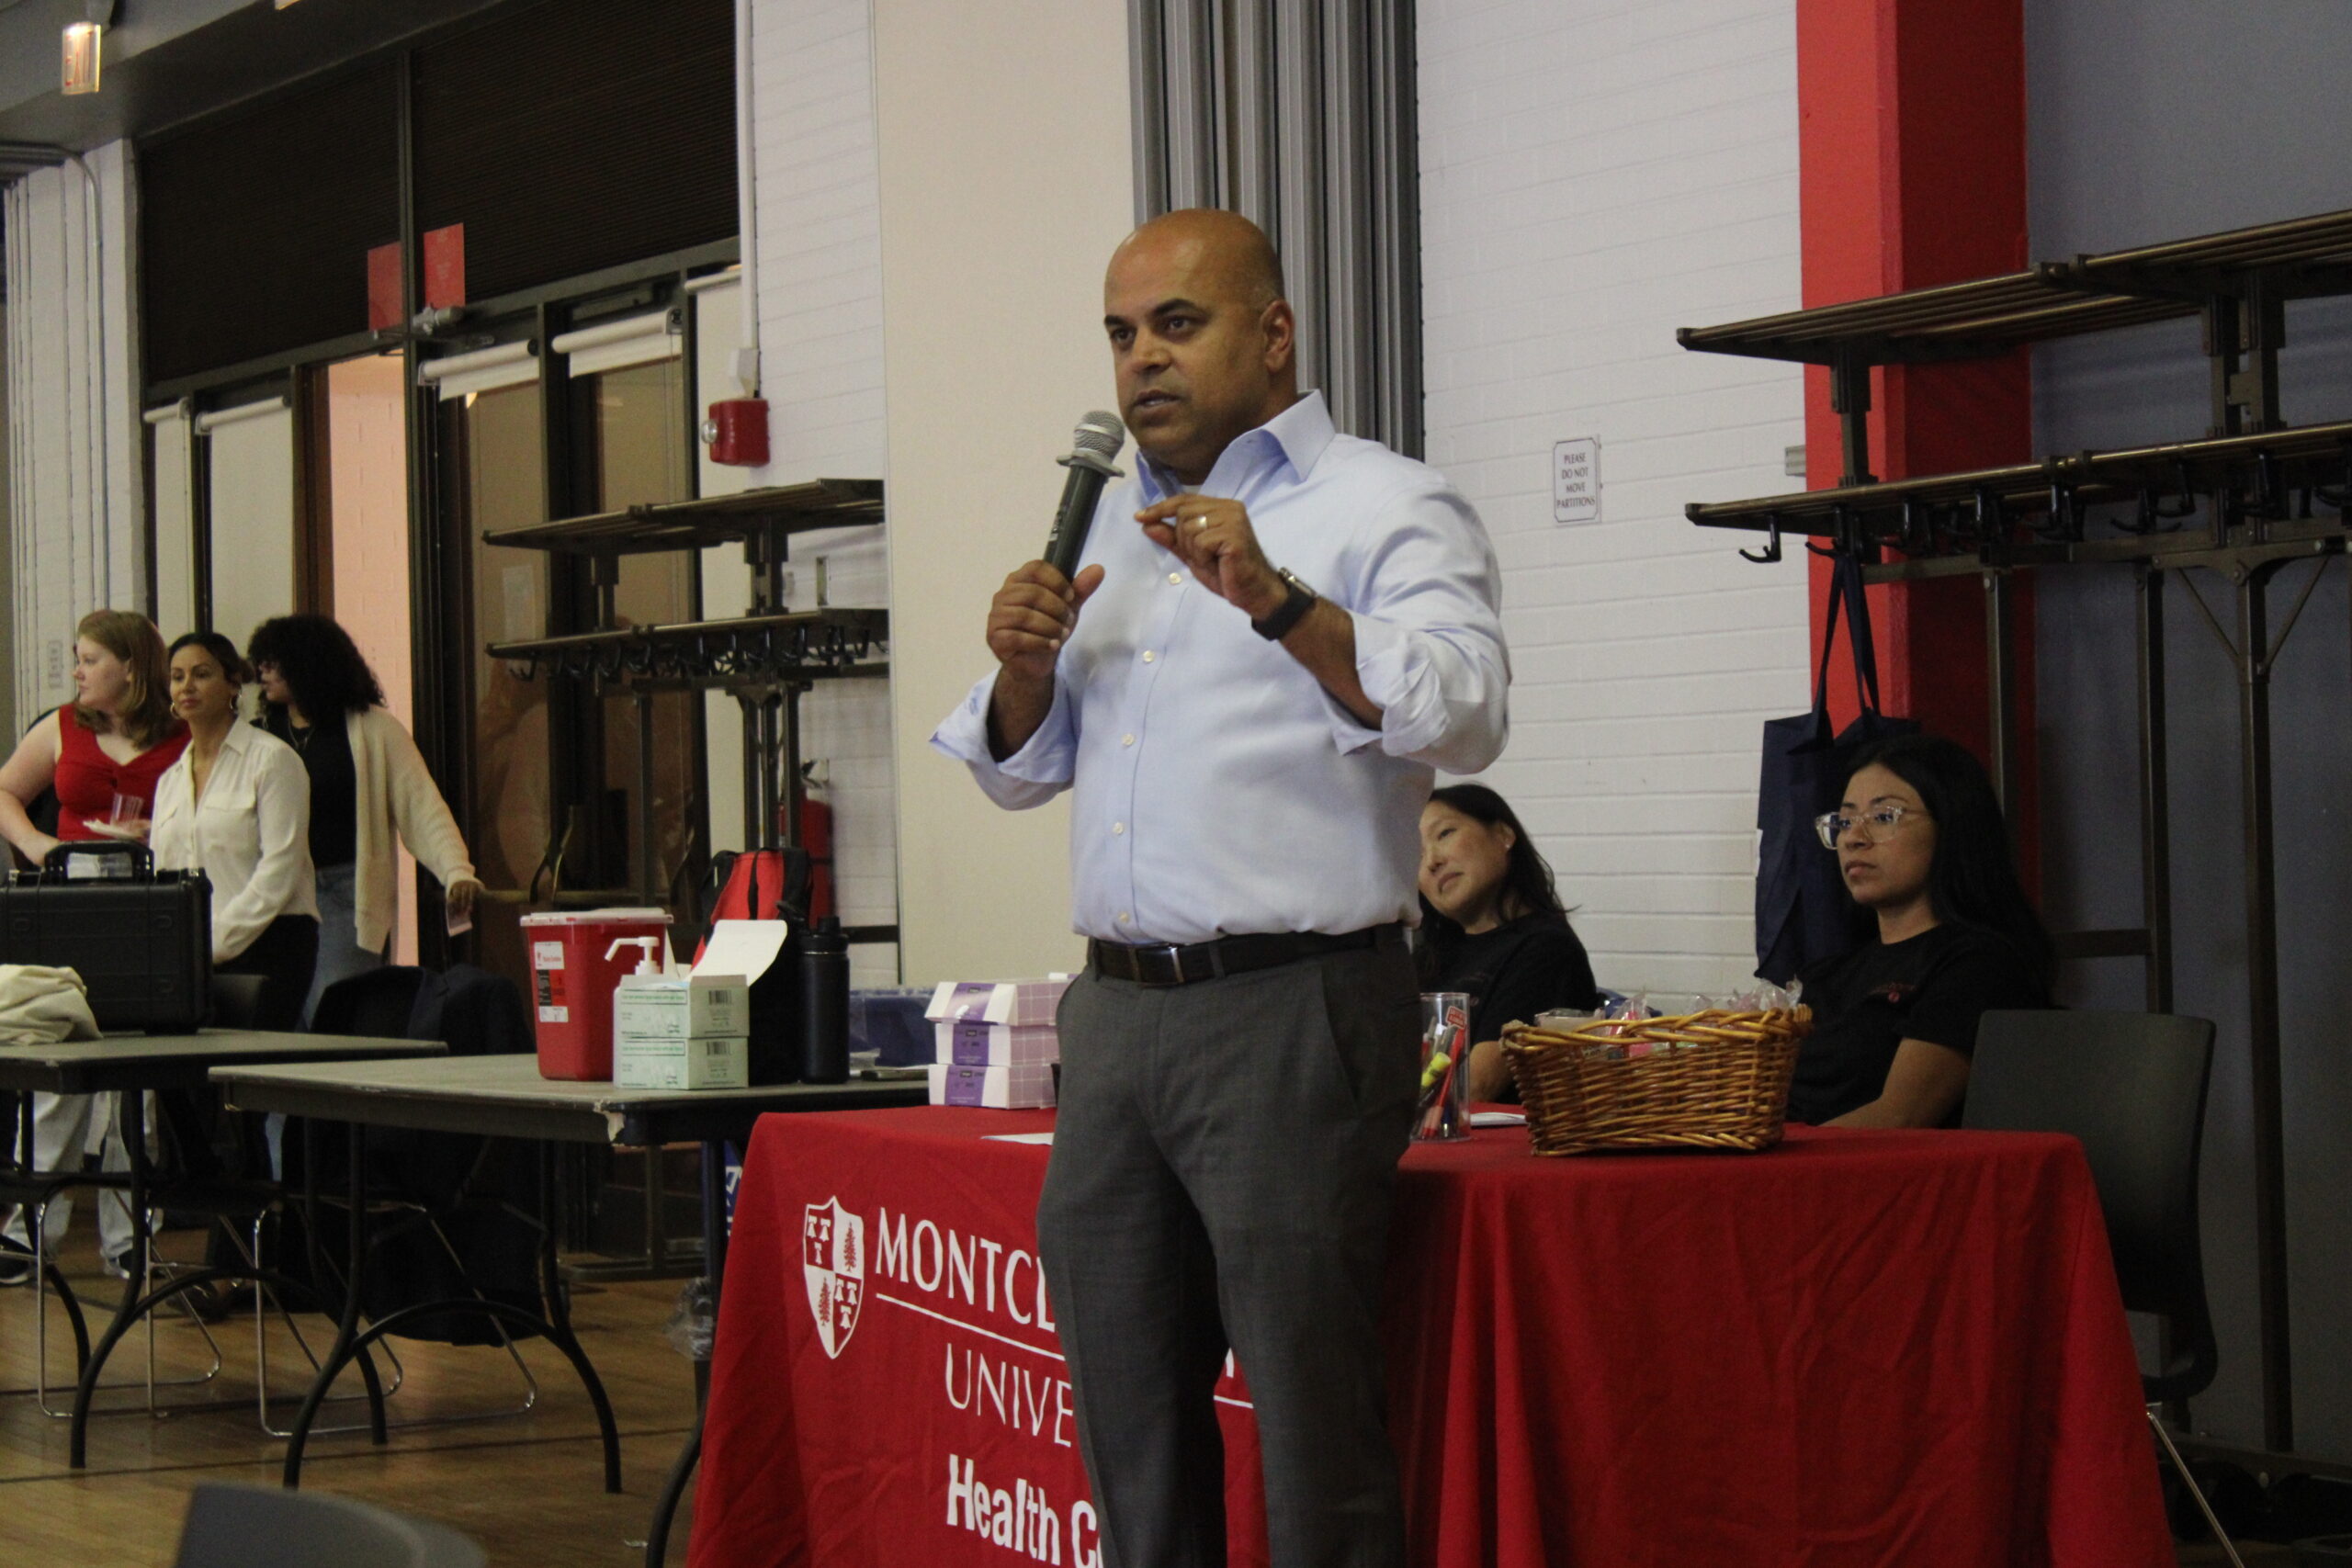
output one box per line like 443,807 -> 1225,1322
1329,486 -> 1510,774
930,670 -> 1078,810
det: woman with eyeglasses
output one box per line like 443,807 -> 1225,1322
1785,732 -> 2052,1128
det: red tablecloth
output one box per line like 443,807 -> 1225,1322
688,1108 -> 2172,1568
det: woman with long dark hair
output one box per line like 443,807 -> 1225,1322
151,632 -> 319,1031
1786,732 -> 2052,1127
1417,784 -> 1600,1102
245,615 -> 480,1024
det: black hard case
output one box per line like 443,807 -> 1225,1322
0,841 -> 212,1033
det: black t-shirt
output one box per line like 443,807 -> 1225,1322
1786,923 -> 2048,1125
1430,914 -> 1602,1096
264,708 -> 357,870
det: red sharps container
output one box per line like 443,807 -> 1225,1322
520,908 -> 673,1080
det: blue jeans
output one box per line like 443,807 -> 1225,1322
300,862 -> 391,1028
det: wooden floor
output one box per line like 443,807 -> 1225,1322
0,1225 -> 2296,1566
1,1224 -> 700,1565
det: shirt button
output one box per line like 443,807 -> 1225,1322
1116,911 -> 1132,924
1121,734 -> 1135,747
1168,572 -> 1182,586
1112,822 -> 1125,835
1142,650 -> 1156,663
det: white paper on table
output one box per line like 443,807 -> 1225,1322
696,919 -> 789,984
983,1132 -> 1057,1145
1469,1111 -> 1526,1128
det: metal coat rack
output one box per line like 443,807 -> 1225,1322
485,478 -> 896,946
1679,207 -> 2352,1478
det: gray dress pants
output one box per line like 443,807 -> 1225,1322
1036,933 -> 1421,1568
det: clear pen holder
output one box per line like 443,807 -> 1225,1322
1413,991 -> 1471,1142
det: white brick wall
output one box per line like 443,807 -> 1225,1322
741,0 -> 898,983
1418,0 -> 1812,995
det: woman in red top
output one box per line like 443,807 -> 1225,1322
0,609 -> 187,864
0,610 -> 187,1283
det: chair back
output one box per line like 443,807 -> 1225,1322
1962,1009 -> 2218,1404
312,966 -> 428,1040
173,1482 -> 485,1568
209,974 -> 272,1030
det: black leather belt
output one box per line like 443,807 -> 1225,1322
1088,924 -> 1401,987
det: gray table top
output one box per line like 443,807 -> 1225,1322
0,1030 -> 444,1095
213,1052 -> 928,1147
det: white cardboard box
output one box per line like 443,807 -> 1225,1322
928,1061 -> 1057,1109
616,1033 -> 749,1091
616,973 -> 749,1043
926,977 -> 1069,1031
933,1019 -> 1059,1066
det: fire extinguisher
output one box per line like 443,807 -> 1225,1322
791,781 -> 835,926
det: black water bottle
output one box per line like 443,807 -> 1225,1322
797,915 -> 851,1084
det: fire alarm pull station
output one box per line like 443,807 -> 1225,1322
704,398 -> 770,467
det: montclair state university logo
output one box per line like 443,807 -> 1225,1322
803,1198 -> 865,1359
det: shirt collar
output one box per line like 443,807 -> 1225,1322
1136,389 -> 1336,502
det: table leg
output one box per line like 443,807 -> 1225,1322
282,1124 -> 390,1487
69,1090 -> 148,1468
643,1417 -> 704,1567
539,1140 -> 624,1493
283,1132 -> 617,1492
57,1096 -> 357,1444
643,1136 -> 729,1565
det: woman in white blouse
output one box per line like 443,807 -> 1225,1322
150,633 -> 320,1031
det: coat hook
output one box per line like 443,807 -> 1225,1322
1738,513 -> 1784,564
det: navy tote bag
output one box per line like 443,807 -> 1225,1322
1754,553 -> 1917,983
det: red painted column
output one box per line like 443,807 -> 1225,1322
1796,0 -> 2038,866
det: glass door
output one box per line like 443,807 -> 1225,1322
565,352 -> 702,906
440,377 -> 552,989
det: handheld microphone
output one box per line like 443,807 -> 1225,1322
1043,412 -> 1128,580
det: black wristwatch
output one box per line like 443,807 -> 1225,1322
1250,567 -> 1317,640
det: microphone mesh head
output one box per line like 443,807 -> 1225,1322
1072,411 -> 1126,460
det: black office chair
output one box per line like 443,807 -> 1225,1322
174,1482 -> 484,1568
1962,1009 -> 2245,1567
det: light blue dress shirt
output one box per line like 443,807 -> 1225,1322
932,392 -> 1509,946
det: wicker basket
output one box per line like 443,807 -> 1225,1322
1500,1008 -> 1812,1155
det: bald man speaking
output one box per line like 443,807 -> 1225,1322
933,209 -> 1509,1567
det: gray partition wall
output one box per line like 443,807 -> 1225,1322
2026,0 -> 2352,1463
1128,0 -> 1421,457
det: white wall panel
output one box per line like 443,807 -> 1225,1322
872,0 -> 1131,985
1418,0 -> 1810,996
147,404 -> 198,639
204,402 -> 295,650
743,0 -> 898,982
693,276 -> 752,859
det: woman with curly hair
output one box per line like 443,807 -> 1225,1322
245,615 -> 481,1025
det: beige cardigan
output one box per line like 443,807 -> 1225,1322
345,706 -> 475,954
